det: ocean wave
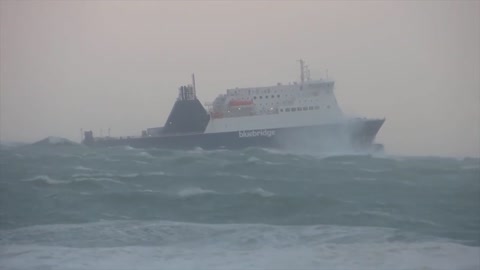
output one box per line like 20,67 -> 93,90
134,160 -> 150,164
135,152 -> 155,159
175,187 -> 276,198
353,176 -> 377,181
73,177 -> 124,184
1,221 -> 478,270
22,175 -> 69,185
3,146 -> 479,251
359,168 -> 392,173
22,175 -> 123,186
177,187 -> 217,197
72,172 -> 115,178
247,156 -> 260,163
74,165 -> 93,171
241,187 -> 275,197
144,171 -> 166,176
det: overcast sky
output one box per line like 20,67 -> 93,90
1,1 -> 479,157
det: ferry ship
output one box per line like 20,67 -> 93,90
83,61 -> 385,152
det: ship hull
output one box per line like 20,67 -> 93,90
86,118 -> 384,152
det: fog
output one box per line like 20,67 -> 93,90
1,1 -> 479,157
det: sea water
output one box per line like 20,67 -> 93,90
0,142 -> 479,269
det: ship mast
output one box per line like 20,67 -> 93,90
298,59 -> 305,85
192,73 -> 196,98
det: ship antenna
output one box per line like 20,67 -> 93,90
298,59 -> 305,85
192,73 -> 196,98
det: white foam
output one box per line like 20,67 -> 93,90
1,221 -> 478,270
22,175 -> 69,185
2,242 -> 474,270
118,173 -> 139,178
136,152 -> 154,158
134,160 -> 149,164
360,168 -> 391,173
23,175 -> 123,185
73,177 -> 123,184
73,166 -> 93,171
243,187 -> 275,197
178,187 -> 217,197
72,172 -> 114,178
145,171 -> 166,176
46,136 -> 73,145
247,156 -> 260,162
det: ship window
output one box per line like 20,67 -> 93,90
280,109 -> 283,112
265,96 -> 268,99
303,107 -> 308,110
271,95 -> 274,98
308,106 -> 314,110
286,108 -> 290,112
277,94 -> 280,98
327,105 -> 331,109
291,108 -> 297,112
260,96 -> 263,99
314,105 -> 320,109
254,96 -> 256,99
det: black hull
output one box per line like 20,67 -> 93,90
85,119 -> 385,152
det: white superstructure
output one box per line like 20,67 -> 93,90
204,60 -> 345,133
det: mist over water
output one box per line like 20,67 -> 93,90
0,141 -> 479,269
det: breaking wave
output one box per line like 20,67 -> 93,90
0,144 -> 479,269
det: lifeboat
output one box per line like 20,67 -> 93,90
228,99 -> 254,106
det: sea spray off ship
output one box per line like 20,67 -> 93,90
83,61 -> 385,151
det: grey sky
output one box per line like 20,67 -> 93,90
1,1 -> 479,157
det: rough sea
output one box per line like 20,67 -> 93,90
0,140 -> 479,270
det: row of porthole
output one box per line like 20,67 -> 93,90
280,105 -> 329,112
253,95 -> 281,99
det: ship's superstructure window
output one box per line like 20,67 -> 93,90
216,75 -> 337,119
281,105 -> 323,113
